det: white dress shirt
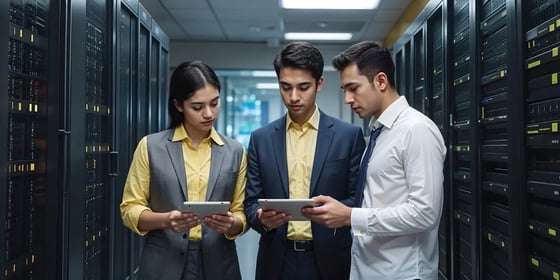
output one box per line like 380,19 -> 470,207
350,96 -> 447,280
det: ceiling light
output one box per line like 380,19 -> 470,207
284,32 -> 352,41
256,83 -> 279,89
281,0 -> 379,10
251,71 -> 277,77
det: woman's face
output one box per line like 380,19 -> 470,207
173,84 -> 220,136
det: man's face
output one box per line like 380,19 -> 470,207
339,63 -> 382,119
277,67 -> 323,124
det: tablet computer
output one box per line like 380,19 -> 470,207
182,201 -> 231,218
258,198 -> 315,221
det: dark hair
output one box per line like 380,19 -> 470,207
273,41 -> 324,83
332,41 -> 395,88
168,61 -> 221,128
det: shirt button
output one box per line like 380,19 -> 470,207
183,234 -> 188,239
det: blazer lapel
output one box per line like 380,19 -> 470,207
206,142 -> 225,200
272,117 -> 289,197
310,113 -> 334,195
166,139 -> 188,200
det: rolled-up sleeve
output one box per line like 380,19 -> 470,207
225,148 -> 248,240
120,137 -> 152,236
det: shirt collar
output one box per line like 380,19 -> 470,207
171,125 -> 224,146
369,96 -> 409,130
286,105 -> 320,130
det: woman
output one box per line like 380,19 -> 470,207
120,61 -> 246,280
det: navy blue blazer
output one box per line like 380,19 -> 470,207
244,111 -> 365,280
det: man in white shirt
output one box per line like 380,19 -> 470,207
302,41 -> 447,280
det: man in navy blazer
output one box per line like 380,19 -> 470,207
244,42 -> 365,280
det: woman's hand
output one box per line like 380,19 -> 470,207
167,210 -> 201,232
204,212 -> 242,235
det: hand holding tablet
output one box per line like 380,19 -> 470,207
182,201 -> 230,218
258,198 -> 316,221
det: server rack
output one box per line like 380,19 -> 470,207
448,0 -> 480,278
2,0 -> 169,279
523,0 -> 560,279
2,0 -> 61,278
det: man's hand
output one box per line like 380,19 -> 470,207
258,208 -> 291,230
302,195 -> 352,228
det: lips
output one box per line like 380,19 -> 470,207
290,105 -> 303,111
201,120 -> 214,126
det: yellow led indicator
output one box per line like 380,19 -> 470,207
528,60 -> 542,68
85,146 -> 88,152
30,34 -> 34,43
500,70 -> 505,77
553,47 -> 559,57
18,102 -> 22,111
28,103 -> 33,112
467,146 -> 470,151
550,24 -> 556,32
34,104 -> 38,112
19,29 -> 23,38
86,240 -> 89,247
488,233 -> 492,240
30,163 -> 35,171
481,107 -> 485,119
533,40 -> 536,47
532,258 -> 539,267
501,241 -> 505,247
557,19 -> 560,27
93,234 -> 96,241
528,41 -> 531,48
553,122 -> 558,132
530,224 -> 534,230
13,264 -> 16,272
549,228 -> 557,236
553,271 -> 559,280
527,130 -> 539,135
552,73 -> 558,85
32,255 -> 35,263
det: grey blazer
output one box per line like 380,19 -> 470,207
137,128 -> 244,280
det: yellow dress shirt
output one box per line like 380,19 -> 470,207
120,125 -> 247,240
286,107 -> 319,240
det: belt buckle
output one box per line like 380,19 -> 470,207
293,241 -> 306,252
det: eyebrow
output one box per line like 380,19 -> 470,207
279,81 -> 312,87
341,82 -> 358,90
190,96 -> 220,105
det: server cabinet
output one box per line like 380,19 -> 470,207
64,0 -> 112,278
477,0 -> 526,279
2,0 -> 61,278
113,1 -> 169,279
524,0 -> 560,279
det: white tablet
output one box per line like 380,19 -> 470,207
182,201 -> 231,218
258,198 -> 315,221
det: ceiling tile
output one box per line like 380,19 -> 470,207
160,0 -> 209,9
214,8 -> 282,21
209,0 -> 279,9
169,9 -> 215,21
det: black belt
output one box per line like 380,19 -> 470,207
287,240 -> 313,252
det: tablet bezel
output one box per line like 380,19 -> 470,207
182,201 -> 231,218
257,198 -> 315,221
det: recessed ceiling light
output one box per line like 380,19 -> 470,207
256,83 -> 279,89
284,32 -> 352,41
281,0 -> 380,10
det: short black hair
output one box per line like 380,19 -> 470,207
273,41 -> 324,83
332,40 -> 395,88
168,61 -> 220,128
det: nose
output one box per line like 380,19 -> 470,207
289,88 -> 300,102
202,106 -> 213,119
343,92 -> 353,104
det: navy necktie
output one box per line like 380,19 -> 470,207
355,126 -> 383,207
